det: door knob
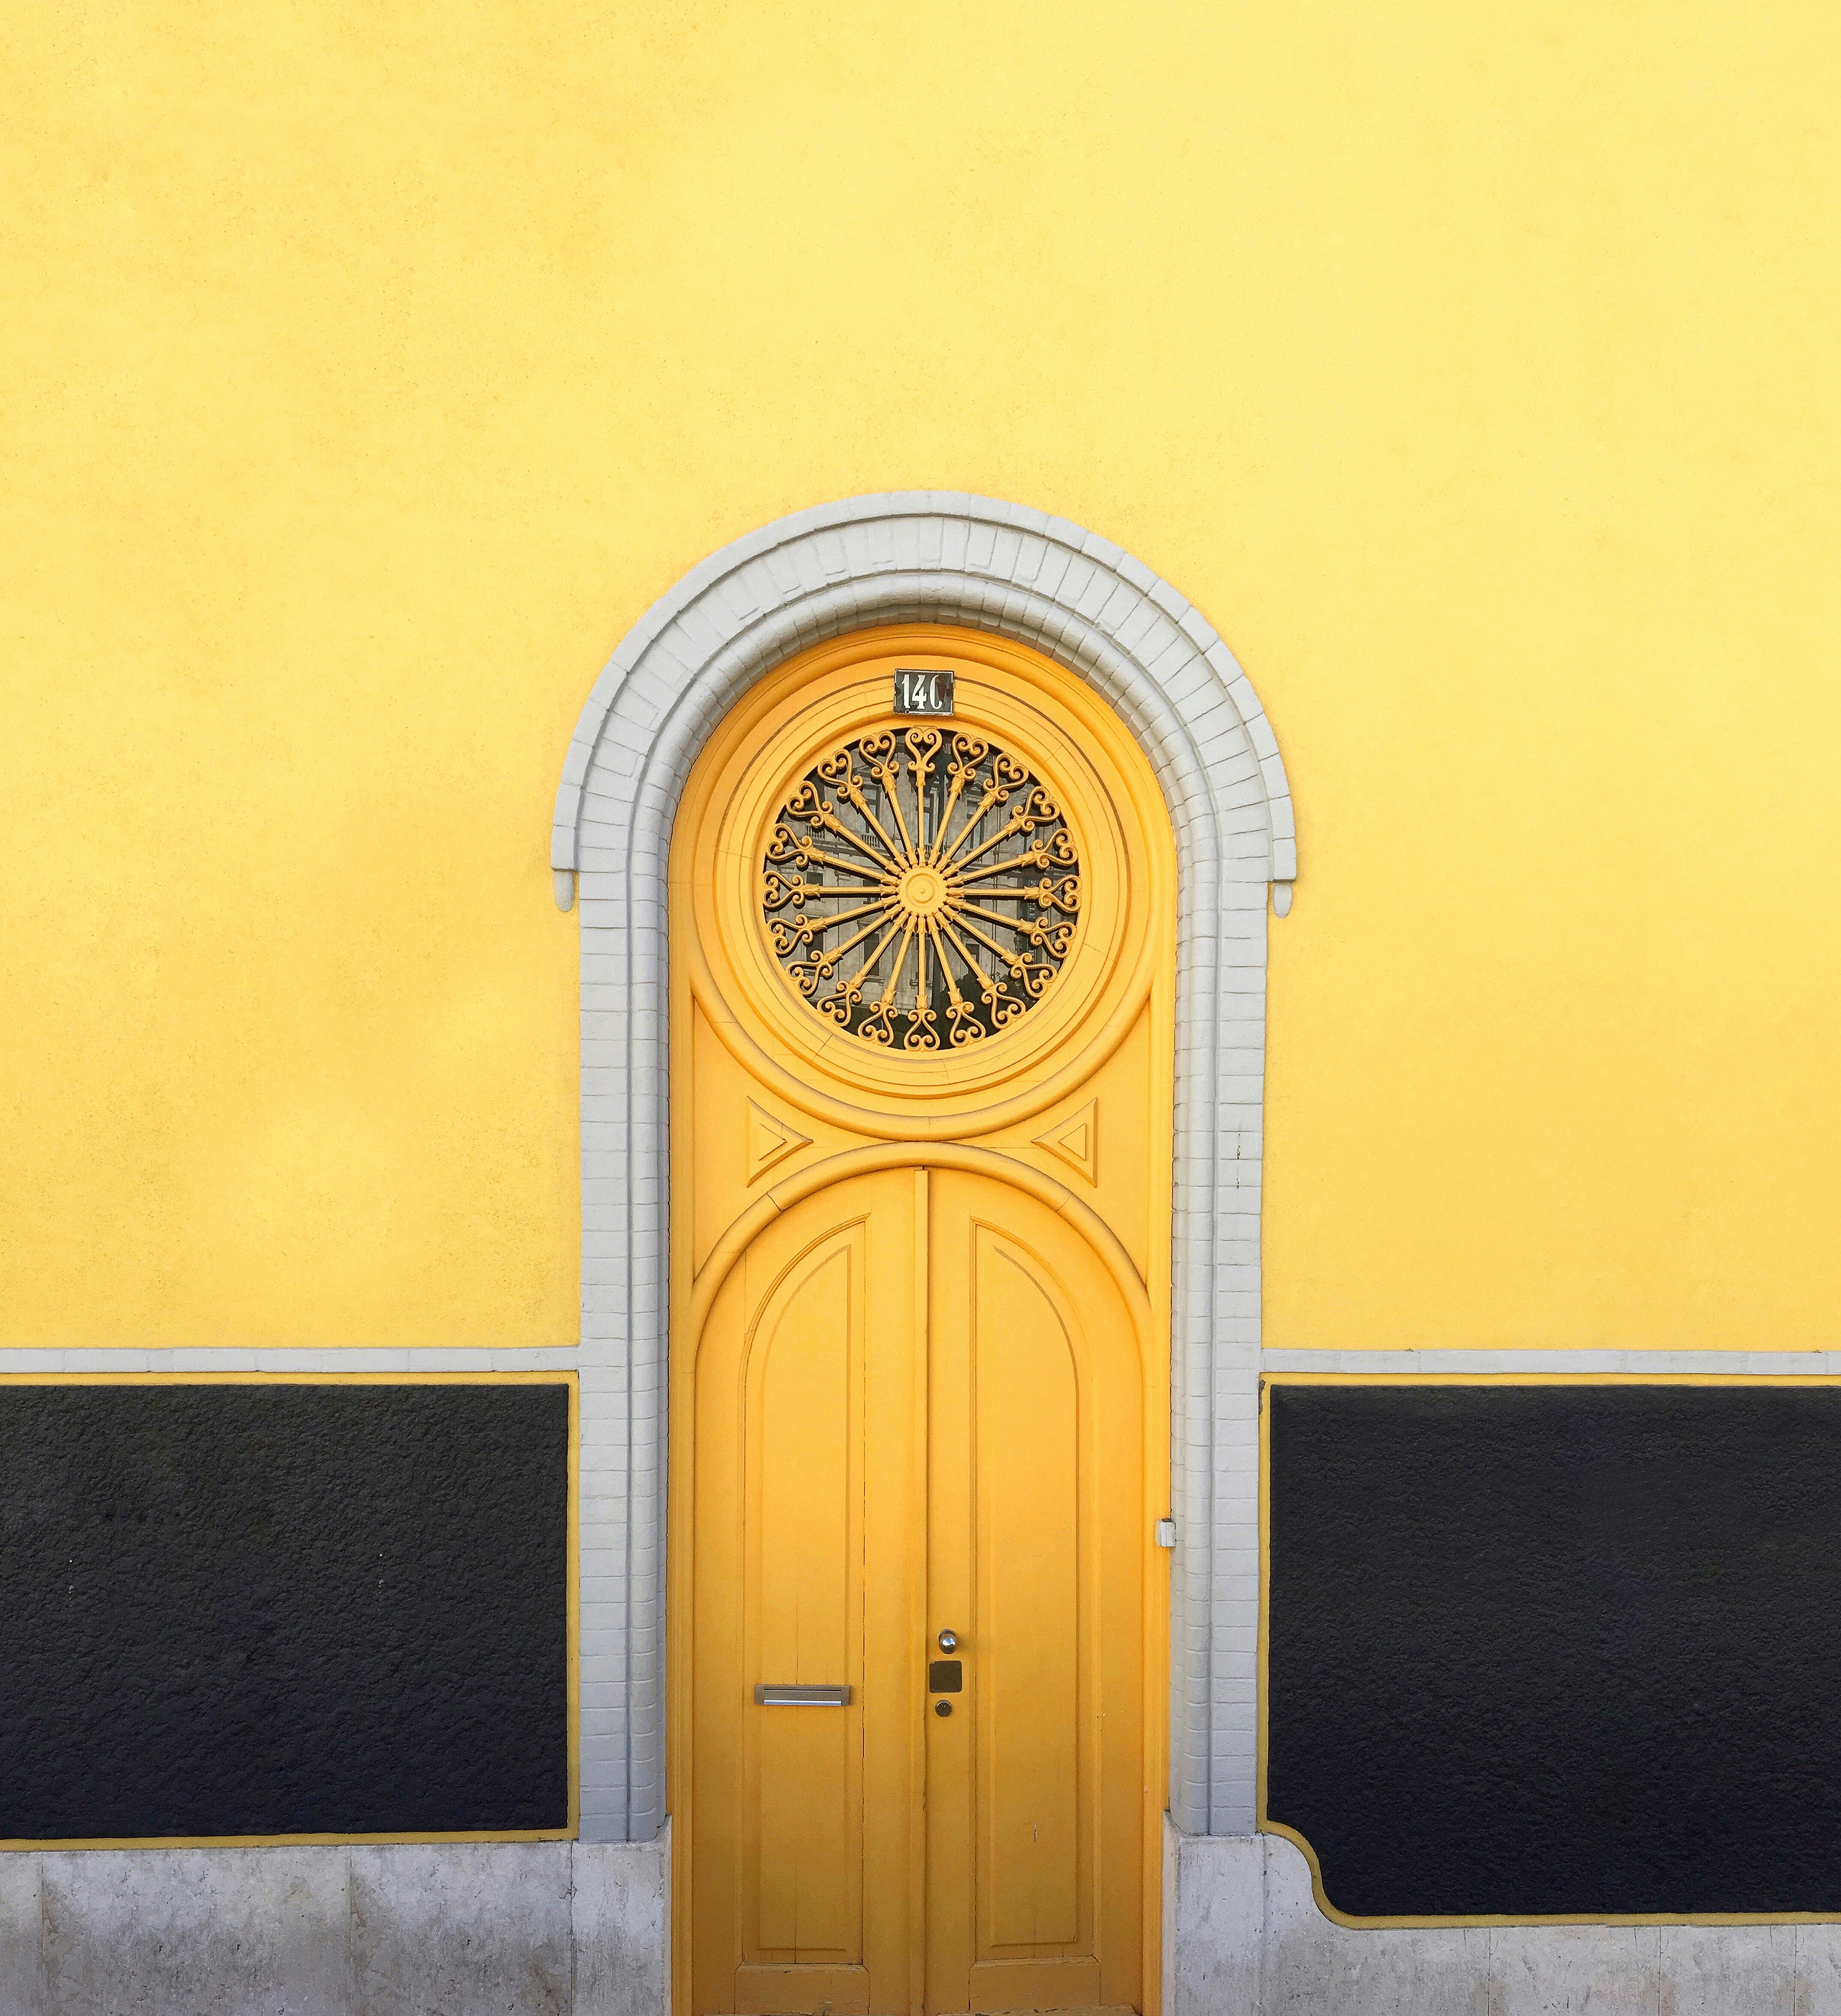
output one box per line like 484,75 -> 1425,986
937,1629 -> 957,1652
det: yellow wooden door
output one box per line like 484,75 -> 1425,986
689,1163 -> 1144,2016
671,626 -> 1174,2016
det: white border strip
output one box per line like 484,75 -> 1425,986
1263,1350 -> 1840,1375
0,1349 -> 579,1373
553,493 -> 1296,1841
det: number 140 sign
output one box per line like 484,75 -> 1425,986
893,667 -> 954,717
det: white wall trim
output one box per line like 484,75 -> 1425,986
552,491 -> 1296,1841
0,1349 -> 579,1372
1262,1350 -> 1841,1375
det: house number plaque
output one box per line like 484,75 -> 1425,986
893,667 -> 953,716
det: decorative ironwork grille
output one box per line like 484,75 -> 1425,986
762,729 -> 1081,1049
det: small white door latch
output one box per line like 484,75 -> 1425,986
1155,1518 -> 1176,1548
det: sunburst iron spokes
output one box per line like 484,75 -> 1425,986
763,728 -> 1082,1049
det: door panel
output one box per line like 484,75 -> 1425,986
693,1172 -> 922,2016
976,1228 -> 1082,1955
928,1170 -> 1143,2016
748,1235 -> 858,1959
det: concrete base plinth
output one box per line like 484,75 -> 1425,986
12,1819 -> 1840,2014
1166,1817 -> 1828,2016
0,1826 -> 670,2016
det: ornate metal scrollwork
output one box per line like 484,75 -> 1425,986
762,728 -> 1081,1049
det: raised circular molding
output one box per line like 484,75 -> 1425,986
674,623 -> 1161,1140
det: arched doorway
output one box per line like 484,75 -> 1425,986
667,626 -> 1176,2015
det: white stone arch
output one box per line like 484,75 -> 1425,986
552,492 -> 1296,1843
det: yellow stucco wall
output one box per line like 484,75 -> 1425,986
4,3 -> 1836,1350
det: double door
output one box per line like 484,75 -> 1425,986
688,1163 -> 1145,2016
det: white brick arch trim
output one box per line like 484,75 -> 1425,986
553,493 -> 1294,1843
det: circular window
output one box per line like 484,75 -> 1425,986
762,727 -> 1081,1050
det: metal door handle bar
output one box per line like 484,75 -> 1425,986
754,1684 -> 852,1706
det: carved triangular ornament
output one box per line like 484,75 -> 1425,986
1032,1099 -> 1098,1184
745,1099 -> 811,1184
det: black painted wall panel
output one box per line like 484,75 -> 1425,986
1266,1382 -> 1841,1919
0,1382 -> 570,1840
